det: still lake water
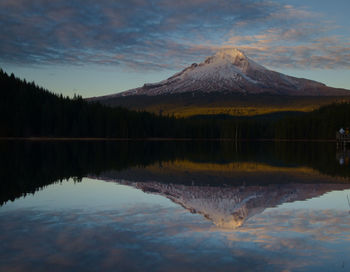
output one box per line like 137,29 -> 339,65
1,141 -> 350,271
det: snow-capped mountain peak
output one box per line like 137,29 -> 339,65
93,47 -> 350,98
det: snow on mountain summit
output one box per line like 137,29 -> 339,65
206,48 -> 264,73
174,48 -> 261,81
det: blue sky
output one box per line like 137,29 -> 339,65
1,0 -> 349,97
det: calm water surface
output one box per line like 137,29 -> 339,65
1,141 -> 350,271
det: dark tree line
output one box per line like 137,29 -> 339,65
274,103 -> 350,139
0,69 -> 179,138
1,68 -> 350,139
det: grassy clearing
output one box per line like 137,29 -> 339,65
144,105 -> 315,117
101,93 -> 350,117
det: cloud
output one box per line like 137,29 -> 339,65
222,26 -> 350,70
0,0 -> 349,71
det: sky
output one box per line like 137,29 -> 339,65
1,0 -> 350,98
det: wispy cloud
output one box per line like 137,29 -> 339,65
0,0 -> 349,70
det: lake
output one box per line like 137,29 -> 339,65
1,141 -> 350,271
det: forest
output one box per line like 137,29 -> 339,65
1,68 -> 350,139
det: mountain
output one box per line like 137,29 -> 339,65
90,48 -> 350,116
96,48 -> 349,97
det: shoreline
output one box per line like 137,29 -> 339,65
0,137 -> 337,142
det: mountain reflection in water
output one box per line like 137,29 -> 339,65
96,168 -> 350,228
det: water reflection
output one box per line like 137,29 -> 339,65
1,179 -> 350,272
100,180 -> 350,228
336,149 -> 350,165
1,140 -> 350,205
1,140 -> 350,271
